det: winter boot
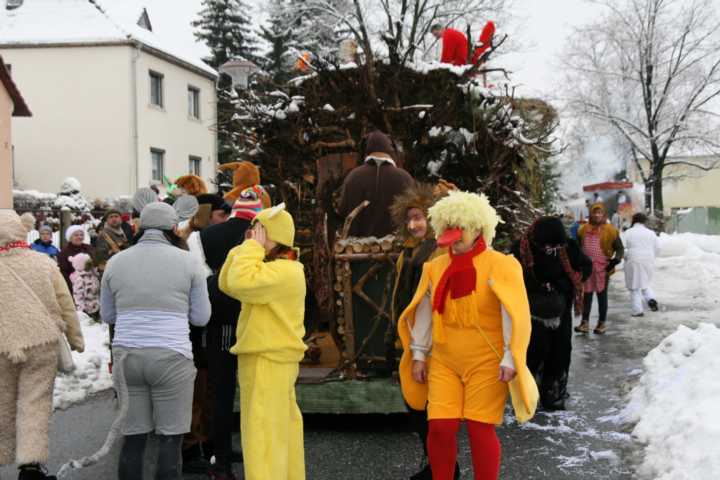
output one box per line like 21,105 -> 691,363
182,443 -> 210,474
18,464 -> 57,480
648,299 -> 659,312
594,322 -> 607,335
410,462 -> 460,480
208,465 -> 238,480
574,320 -> 590,334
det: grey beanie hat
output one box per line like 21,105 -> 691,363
173,195 -> 199,222
132,187 -> 158,214
38,224 -> 53,234
140,202 -> 179,230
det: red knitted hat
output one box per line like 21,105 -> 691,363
230,186 -> 266,220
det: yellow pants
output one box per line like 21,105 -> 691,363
237,354 -> 305,480
428,326 -> 508,424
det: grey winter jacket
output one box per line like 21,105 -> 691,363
101,229 -> 211,358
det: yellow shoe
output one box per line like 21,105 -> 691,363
594,323 -> 607,335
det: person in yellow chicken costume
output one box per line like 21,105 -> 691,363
398,191 -> 538,480
219,203 -> 307,480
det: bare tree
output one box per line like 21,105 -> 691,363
290,0 -> 510,66
563,0 -> 720,213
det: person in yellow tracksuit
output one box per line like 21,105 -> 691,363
219,203 -> 307,480
398,191 -> 538,480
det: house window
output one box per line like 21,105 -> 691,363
149,71 -> 164,107
189,156 -> 202,176
151,148 -> 165,182
188,86 -> 200,119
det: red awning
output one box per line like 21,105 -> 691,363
582,181 -> 633,192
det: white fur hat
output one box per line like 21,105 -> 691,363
65,225 -> 86,242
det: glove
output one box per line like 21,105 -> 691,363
606,258 -> 620,272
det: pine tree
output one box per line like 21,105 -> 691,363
193,0 -> 257,68
193,0 -> 257,164
258,0 -> 296,83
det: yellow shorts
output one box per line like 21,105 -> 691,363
427,326 -> 508,424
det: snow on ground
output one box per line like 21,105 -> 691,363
54,312 -> 112,410
612,233 -> 720,479
615,232 -> 720,330
620,323 -> 720,480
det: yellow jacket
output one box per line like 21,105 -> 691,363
398,249 -> 538,422
219,240 -> 307,363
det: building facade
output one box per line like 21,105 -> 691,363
0,0 -> 217,201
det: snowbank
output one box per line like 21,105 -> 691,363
650,233 -> 720,317
620,323 -> 720,480
54,313 -> 112,410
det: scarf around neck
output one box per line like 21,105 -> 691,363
433,237 -> 487,314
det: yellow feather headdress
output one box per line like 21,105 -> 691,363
428,190 -> 503,246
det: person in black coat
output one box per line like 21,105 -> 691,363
512,217 -> 592,411
199,190 -> 263,478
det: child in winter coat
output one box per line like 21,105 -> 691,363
69,253 -> 100,319
220,203 -> 307,480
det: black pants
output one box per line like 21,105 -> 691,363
406,403 -> 429,458
405,403 -> 459,479
582,288 -> 609,324
119,433 -> 182,480
206,324 -> 238,471
527,301 -> 572,406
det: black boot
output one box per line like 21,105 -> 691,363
410,464 -> 432,480
410,462 -> 460,480
648,299 -> 659,312
182,443 -> 210,474
18,464 -> 57,480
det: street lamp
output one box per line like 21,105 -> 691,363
219,58 -> 258,90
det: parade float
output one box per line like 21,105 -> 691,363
222,52 -> 560,413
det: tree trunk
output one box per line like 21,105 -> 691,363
652,175 -> 664,216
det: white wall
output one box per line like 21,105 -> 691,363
135,48 -> 217,191
1,46 -> 135,201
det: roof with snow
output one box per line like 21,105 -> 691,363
0,55 -> 31,116
0,0 -> 216,79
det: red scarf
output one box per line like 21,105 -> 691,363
0,241 -> 30,253
433,237 -> 487,314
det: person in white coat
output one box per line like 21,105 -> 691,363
623,213 -> 660,317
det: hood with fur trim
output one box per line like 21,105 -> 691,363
0,210 -> 30,246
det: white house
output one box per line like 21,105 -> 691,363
0,0 -> 218,201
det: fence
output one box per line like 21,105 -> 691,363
669,207 -> 720,235
14,208 -> 107,248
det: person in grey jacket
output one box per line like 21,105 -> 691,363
100,202 -> 211,480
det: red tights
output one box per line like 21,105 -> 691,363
427,419 -> 501,480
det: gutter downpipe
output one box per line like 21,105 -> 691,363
130,41 -> 141,193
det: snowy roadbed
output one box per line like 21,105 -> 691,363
54,313 -> 112,410
619,323 -> 720,480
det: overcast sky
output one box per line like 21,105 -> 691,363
147,0 -> 605,99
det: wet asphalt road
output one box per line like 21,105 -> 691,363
1,283 -> 659,480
